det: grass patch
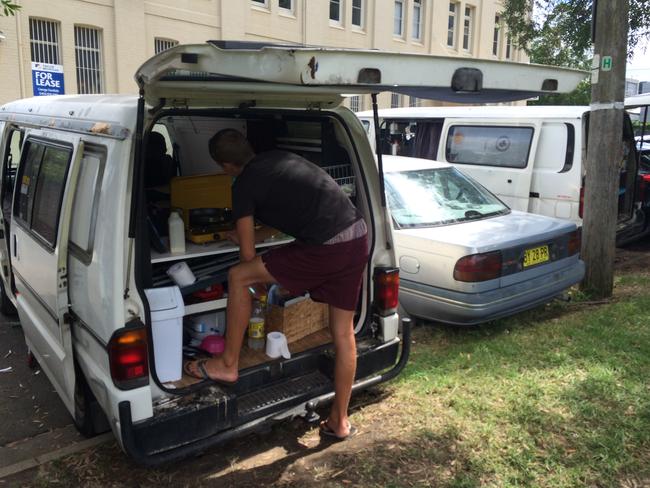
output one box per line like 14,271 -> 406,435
371,283 -> 650,487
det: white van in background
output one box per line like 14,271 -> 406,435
357,105 -> 648,245
0,42 -> 584,464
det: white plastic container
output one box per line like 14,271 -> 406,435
168,210 -> 186,254
144,286 -> 185,383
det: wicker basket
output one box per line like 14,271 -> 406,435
266,298 -> 329,344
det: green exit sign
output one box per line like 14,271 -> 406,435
601,56 -> 613,71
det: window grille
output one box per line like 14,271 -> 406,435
447,3 -> 457,47
462,6 -> 473,51
29,18 -> 61,64
75,26 -> 104,94
412,0 -> 422,40
352,0 -> 363,27
350,96 -> 360,112
155,38 -> 179,54
394,0 -> 404,36
493,15 -> 501,56
391,93 -> 400,108
409,96 -> 419,107
330,0 -> 341,22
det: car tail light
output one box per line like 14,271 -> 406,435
454,251 -> 502,282
108,324 -> 149,390
568,229 -> 581,256
579,186 -> 585,219
374,267 -> 399,316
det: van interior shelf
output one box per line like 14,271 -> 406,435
184,297 -> 228,315
150,237 -> 294,264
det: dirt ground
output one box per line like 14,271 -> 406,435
6,238 -> 650,487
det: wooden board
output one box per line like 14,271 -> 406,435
168,328 -> 332,389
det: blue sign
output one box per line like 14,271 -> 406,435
31,62 -> 65,96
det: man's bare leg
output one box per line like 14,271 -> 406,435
187,256 -> 275,382
322,305 -> 357,438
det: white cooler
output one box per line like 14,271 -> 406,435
144,286 -> 185,383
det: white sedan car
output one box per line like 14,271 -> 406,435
383,155 -> 585,325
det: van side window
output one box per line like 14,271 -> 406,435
70,145 -> 105,260
445,125 -> 534,168
14,139 -> 73,248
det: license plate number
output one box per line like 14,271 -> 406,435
523,245 -> 549,267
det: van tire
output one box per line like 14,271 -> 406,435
73,366 -> 110,437
0,279 -> 17,316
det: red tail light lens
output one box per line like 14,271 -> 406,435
374,267 -> 399,316
579,186 -> 585,219
108,325 -> 149,390
454,251 -> 502,282
568,229 -> 581,256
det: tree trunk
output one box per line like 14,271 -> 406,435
580,0 -> 629,298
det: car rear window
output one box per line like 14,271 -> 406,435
385,166 -> 509,228
445,125 -> 534,168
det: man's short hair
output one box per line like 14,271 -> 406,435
209,129 -> 255,167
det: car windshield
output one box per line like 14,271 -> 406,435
385,166 -> 509,228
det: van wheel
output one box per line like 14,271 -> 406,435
0,279 -> 17,316
74,368 -> 110,437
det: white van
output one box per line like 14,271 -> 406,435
0,42 -> 583,464
357,105 -> 648,245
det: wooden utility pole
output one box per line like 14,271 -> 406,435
580,0 -> 629,298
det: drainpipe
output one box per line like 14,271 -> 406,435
15,0 -> 26,98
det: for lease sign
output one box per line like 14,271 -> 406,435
31,62 -> 65,96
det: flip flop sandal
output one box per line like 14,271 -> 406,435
319,422 -> 358,441
183,359 -> 237,386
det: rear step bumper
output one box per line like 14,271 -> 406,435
118,319 -> 411,466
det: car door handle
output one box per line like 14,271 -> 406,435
12,234 -> 16,259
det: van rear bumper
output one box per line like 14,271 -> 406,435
400,260 -> 585,325
117,321 -> 410,466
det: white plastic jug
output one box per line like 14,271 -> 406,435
168,210 -> 186,254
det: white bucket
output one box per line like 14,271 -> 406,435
144,286 -> 185,383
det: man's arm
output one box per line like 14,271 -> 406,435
236,215 -> 256,262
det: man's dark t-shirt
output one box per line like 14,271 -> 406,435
231,150 -> 361,245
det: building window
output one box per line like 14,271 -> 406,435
154,38 -> 178,55
350,95 -> 360,112
352,0 -> 364,28
251,0 -> 268,7
279,0 -> 293,13
447,3 -> 457,48
412,0 -> 423,41
391,93 -> 401,108
409,96 -> 419,107
492,15 -> 501,56
462,6 -> 473,51
29,18 -> 61,64
394,0 -> 404,37
330,0 -> 342,23
75,26 -> 104,94
505,33 -> 512,59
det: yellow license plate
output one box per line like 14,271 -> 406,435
523,245 -> 549,267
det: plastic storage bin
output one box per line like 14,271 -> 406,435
144,286 -> 185,382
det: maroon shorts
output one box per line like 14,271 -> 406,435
262,234 -> 369,311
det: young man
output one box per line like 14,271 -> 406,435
185,128 -> 368,440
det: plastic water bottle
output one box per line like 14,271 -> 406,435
248,294 -> 267,350
168,210 -> 186,254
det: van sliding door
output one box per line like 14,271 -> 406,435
10,129 -> 83,413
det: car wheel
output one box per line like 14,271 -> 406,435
73,367 -> 110,438
0,279 -> 17,316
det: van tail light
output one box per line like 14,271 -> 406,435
568,229 -> 581,256
374,267 -> 399,316
454,251 -> 502,282
579,186 -> 585,219
108,324 -> 149,390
